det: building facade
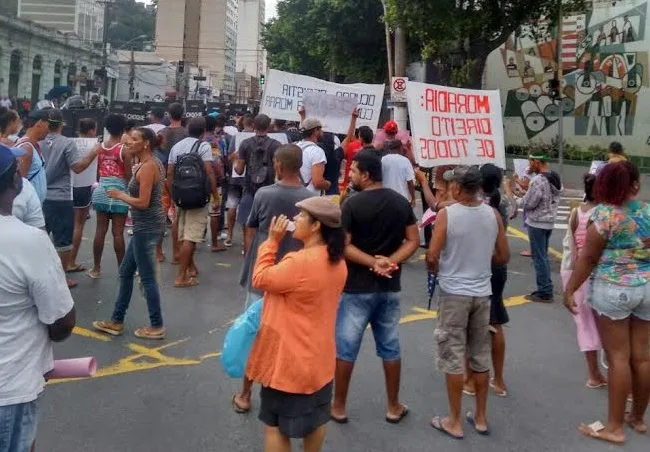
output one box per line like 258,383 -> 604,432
17,0 -> 104,43
484,0 -> 650,155
0,14 -> 111,102
156,0 -> 238,99
236,0 -> 266,79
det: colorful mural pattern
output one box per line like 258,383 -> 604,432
503,3 -> 647,139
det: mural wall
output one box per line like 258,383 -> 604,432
484,1 -> 650,154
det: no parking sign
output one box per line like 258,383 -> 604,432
391,77 -> 408,102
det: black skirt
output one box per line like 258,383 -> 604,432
490,265 -> 510,325
259,381 -> 333,439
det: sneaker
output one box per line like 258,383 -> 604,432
524,293 -> 554,303
219,231 -> 228,240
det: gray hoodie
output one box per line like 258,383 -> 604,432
519,171 -> 562,230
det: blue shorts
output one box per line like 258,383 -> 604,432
589,278 -> 650,321
237,192 -> 254,226
0,399 -> 40,452
43,199 -> 74,252
336,292 -> 401,362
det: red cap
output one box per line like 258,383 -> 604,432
383,120 -> 398,134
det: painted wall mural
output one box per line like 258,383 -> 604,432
501,2 -> 648,140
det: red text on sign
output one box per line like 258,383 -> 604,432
418,138 -> 496,161
423,89 -> 491,114
430,117 -> 492,136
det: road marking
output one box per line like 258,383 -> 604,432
73,326 -> 112,342
507,226 -> 563,259
215,263 -> 231,268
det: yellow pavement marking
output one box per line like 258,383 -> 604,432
73,326 -> 112,342
507,226 -> 563,259
200,352 -> 222,360
215,263 -> 232,268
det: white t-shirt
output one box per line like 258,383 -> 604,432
145,123 -> 166,134
297,141 -> 327,195
0,216 -> 74,406
72,138 -> 99,187
167,137 -> 213,165
381,153 -> 414,201
12,178 -> 45,229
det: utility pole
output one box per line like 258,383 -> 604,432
99,0 -> 113,96
128,48 -> 135,101
393,27 -> 408,131
381,0 -> 394,82
557,7 -> 564,177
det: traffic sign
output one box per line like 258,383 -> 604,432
391,76 -> 408,102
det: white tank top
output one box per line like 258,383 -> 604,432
438,202 -> 498,297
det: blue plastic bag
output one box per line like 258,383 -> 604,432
221,298 -> 263,378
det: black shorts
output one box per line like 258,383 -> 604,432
73,186 -> 93,208
490,265 -> 509,325
259,382 -> 332,439
43,200 -> 74,251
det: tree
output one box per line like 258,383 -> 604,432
107,0 -> 156,51
262,0 -> 388,83
387,0 -> 585,88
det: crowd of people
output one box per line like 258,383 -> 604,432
0,98 -> 649,452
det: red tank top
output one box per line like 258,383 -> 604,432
98,142 -> 126,178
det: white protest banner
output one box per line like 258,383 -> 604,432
513,159 -> 529,179
260,69 -> 385,134
302,93 -> 358,134
406,81 -> 506,168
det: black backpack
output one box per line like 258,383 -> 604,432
172,140 -> 210,209
246,137 -> 275,194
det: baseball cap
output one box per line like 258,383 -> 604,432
296,197 -> 341,228
300,118 -> 323,133
383,120 -> 398,134
0,142 -> 24,178
442,165 -> 482,189
28,108 -> 63,124
528,153 -> 549,162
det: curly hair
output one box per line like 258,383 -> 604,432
594,161 -> 639,206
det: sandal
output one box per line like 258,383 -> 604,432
578,422 -> 625,445
66,264 -> 87,273
430,416 -> 464,440
93,320 -> 124,336
87,269 -> 101,279
385,404 -> 409,424
466,412 -> 490,435
224,239 -> 233,247
134,327 -> 166,340
174,278 -> 199,288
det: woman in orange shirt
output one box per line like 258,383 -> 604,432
246,197 -> 347,452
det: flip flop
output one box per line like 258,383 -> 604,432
66,278 -> 78,288
489,380 -> 508,397
466,412 -> 490,435
87,270 -> 101,280
330,414 -> 349,424
430,416 -> 464,440
211,245 -> 227,252
385,404 -> 409,424
174,278 -> 199,288
578,422 -> 625,445
625,412 -> 648,434
232,394 -> 250,414
66,264 -> 87,273
586,381 -> 607,389
462,389 -> 476,396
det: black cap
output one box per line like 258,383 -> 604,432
28,108 -> 63,124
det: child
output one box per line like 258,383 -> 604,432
561,174 -> 606,388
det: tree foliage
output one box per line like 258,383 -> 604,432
387,0 -> 586,87
262,0 -> 388,83
108,0 -> 156,51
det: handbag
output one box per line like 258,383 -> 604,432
221,298 -> 263,378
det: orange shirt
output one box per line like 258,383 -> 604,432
246,240 -> 347,394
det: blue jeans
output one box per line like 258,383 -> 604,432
528,226 -> 553,298
112,232 -> 163,327
0,399 -> 39,452
336,292 -> 401,362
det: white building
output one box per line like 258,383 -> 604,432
236,0 -> 266,79
17,0 -> 104,44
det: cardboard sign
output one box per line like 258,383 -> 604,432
406,82 -> 505,168
302,93 -> 358,134
260,69 -> 384,134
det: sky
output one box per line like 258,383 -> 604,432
137,0 -> 278,21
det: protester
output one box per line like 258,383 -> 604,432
93,127 -> 166,340
167,116 -> 220,287
245,198 -> 347,452
519,154 -> 561,303
375,120 -> 415,164
607,141 -> 628,163
564,161 -> 650,445
15,109 -> 50,203
0,107 -> 20,146
234,114 -> 282,252
331,149 -> 419,424
224,115 -> 254,248
381,139 -> 416,206
296,115 -> 330,195
560,174 -> 606,389
464,164 -> 512,398
203,115 -> 227,253
426,166 -> 509,439
339,111 -> 365,193
147,107 -> 167,134
89,114 -> 133,279
232,144 -> 315,414
272,118 -> 300,143
0,143 -> 76,451
69,118 -> 99,273
40,109 -> 99,288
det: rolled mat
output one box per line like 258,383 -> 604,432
48,357 -> 97,379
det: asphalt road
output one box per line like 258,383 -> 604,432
35,213 -> 648,452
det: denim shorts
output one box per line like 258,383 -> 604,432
589,278 -> 650,321
336,292 -> 401,362
43,199 -> 74,251
0,399 -> 40,452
